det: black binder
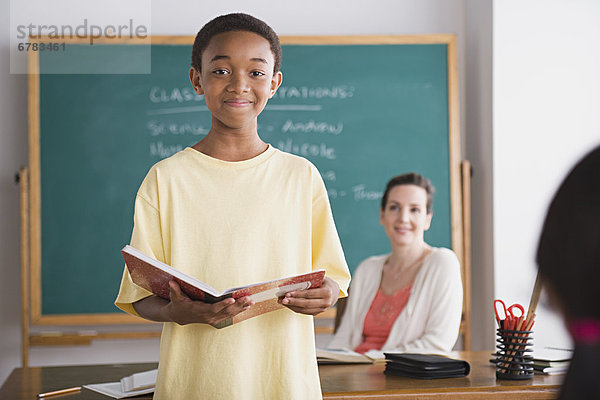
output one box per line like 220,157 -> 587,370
384,353 -> 471,379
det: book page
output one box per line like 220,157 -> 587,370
84,382 -> 154,399
120,369 -> 157,392
316,348 -> 374,363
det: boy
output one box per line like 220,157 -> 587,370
115,13 -> 351,399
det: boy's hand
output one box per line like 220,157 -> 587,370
166,280 -> 254,326
279,276 -> 339,316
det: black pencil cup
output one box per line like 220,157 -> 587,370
494,327 -> 534,380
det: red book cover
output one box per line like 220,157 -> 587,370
121,245 -> 325,328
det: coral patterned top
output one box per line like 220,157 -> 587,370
354,285 -> 412,354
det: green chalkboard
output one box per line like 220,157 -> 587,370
29,36 -> 462,324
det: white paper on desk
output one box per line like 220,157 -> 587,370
83,382 -> 154,399
533,347 -> 574,362
120,369 -> 157,392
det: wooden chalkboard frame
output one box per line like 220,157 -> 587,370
26,35 -> 467,345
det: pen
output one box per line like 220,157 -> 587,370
37,386 -> 82,398
526,270 -> 543,320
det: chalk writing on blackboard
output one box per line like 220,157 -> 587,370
352,185 -> 383,201
147,85 -> 355,104
276,139 -> 336,160
274,85 -> 355,99
149,142 -> 185,158
281,120 -> 343,135
326,185 -> 383,201
149,86 -> 202,103
147,121 -> 208,136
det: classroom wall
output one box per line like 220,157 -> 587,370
465,0 -> 494,351
1,0 -> 495,385
493,0 -> 600,350
0,0 -> 29,386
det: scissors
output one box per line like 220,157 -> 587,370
494,299 -> 525,329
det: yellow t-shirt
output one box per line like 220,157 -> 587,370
115,145 -> 350,400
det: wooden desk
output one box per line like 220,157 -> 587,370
1,352 -> 562,399
320,351 -> 562,399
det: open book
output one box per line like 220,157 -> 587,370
316,348 -> 377,364
83,369 -> 157,399
120,369 -> 157,392
121,245 -> 326,328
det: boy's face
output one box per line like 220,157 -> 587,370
189,31 -> 282,132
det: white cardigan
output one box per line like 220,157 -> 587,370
328,247 -> 463,359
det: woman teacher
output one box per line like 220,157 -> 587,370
329,173 -> 463,359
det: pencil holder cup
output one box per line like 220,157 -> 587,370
494,327 -> 534,380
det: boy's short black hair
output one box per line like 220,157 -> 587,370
381,172 -> 435,213
191,13 -> 282,74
